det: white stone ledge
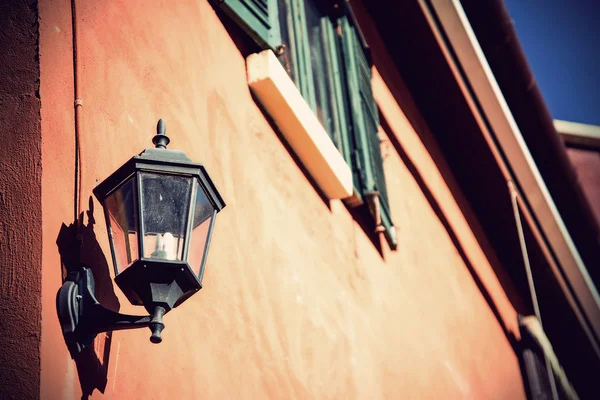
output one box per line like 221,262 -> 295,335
247,49 -> 353,199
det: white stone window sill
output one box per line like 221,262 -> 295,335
247,50 -> 353,199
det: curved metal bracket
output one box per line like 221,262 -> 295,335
57,266 -> 164,359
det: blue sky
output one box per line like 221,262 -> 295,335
504,0 -> 600,125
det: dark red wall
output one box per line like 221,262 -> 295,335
567,147 -> 600,227
0,0 -> 42,399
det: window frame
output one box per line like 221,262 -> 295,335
215,0 -> 398,249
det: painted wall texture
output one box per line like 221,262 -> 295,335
0,0 -> 43,399
38,0 -> 526,398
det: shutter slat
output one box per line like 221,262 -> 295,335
341,17 -> 373,194
250,0 -> 269,17
289,0 -> 316,109
321,16 -> 355,187
215,0 -> 281,50
246,0 -> 270,26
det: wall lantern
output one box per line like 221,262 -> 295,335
57,119 -> 225,357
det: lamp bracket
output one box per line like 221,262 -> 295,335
56,266 -> 165,359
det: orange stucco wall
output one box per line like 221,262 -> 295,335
39,0 -> 525,398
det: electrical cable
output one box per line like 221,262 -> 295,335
509,181 -> 559,400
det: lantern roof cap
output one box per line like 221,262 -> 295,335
136,146 -> 193,164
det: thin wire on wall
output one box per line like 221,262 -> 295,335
71,0 -> 83,235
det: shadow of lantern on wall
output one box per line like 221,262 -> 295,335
57,119 -> 226,358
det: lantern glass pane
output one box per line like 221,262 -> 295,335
188,180 -> 216,277
141,172 -> 193,261
104,178 -> 139,274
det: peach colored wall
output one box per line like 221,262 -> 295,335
39,0 -> 525,398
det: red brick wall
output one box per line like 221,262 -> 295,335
39,0 -> 526,398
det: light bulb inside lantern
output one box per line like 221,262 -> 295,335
150,232 -> 177,260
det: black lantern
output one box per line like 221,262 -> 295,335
57,120 -> 225,357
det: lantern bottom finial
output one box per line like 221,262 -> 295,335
149,306 -> 166,343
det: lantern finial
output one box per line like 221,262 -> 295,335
152,119 -> 170,149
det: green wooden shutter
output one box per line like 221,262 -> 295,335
321,16 -> 352,172
216,0 -> 282,51
340,16 -> 397,249
288,0 -> 316,109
